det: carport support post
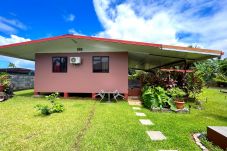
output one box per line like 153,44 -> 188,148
92,93 -> 96,99
124,93 -> 128,100
64,92 -> 69,98
183,60 -> 190,98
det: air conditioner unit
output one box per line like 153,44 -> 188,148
70,57 -> 81,64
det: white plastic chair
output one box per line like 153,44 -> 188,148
94,90 -> 106,101
113,90 -> 125,101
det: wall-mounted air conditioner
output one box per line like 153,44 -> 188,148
70,57 -> 81,64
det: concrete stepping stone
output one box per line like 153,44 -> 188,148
146,131 -> 166,141
132,107 -> 141,110
128,99 -> 142,106
139,119 -> 154,125
135,112 -> 146,117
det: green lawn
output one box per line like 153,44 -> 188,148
0,88 -> 227,151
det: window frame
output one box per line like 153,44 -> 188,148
92,56 -> 109,73
52,56 -> 68,73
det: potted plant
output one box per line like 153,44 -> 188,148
0,72 -> 11,92
168,87 -> 186,109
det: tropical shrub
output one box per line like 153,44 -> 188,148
35,104 -> 52,115
194,59 -> 219,85
184,71 -> 204,99
141,86 -> 175,110
213,73 -> 227,86
219,58 -> 227,76
167,87 -> 186,100
35,92 -> 64,115
52,103 -> 64,113
0,72 -> 11,87
140,70 -> 177,89
128,70 -> 144,80
46,92 -> 59,104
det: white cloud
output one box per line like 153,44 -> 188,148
68,28 -> 83,35
0,35 -> 34,69
93,0 -> 227,58
0,35 -> 30,45
63,14 -> 75,22
0,16 -> 26,34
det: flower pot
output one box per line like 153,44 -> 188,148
0,85 -> 4,92
175,101 -> 185,109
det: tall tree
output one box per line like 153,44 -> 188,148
8,62 -> 16,68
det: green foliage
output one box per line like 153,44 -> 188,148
45,92 -> 59,104
52,103 -> 65,113
128,70 -> 144,80
167,87 -> 186,100
219,58 -> 227,76
213,73 -> 227,84
34,92 -> 64,115
34,104 -> 52,115
213,73 -> 227,88
1,88 -> 227,150
200,134 -> 223,151
8,62 -> 16,68
0,72 -> 11,87
139,70 -> 177,89
194,59 -> 227,87
142,86 -> 175,110
184,72 -> 204,99
194,59 -> 219,84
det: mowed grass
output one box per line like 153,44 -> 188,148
0,88 -> 227,151
0,90 -> 94,151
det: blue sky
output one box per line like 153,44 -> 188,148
0,0 -> 227,69
0,0 -> 103,39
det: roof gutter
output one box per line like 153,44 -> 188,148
162,44 -> 223,56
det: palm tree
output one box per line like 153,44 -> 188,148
8,62 -> 16,68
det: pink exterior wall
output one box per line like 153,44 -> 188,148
34,52 -> 128,93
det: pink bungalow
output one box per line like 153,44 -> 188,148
0,34 -> 223,99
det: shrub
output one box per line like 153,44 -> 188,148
45,92 -> 59,104
167,87 -> 186,100
141,86 -> 175,110
34,92 -> 64,116
0,72 -> 11,87
194,59 -> 220,85
219,58 -> 227,76
52,103 -> 64,113
213,74 -> 227,84
35,104 -> 52,115
184,72 -> 204,99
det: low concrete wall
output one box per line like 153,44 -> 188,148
10,74 -> 34,90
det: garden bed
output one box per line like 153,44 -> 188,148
193,132 -> 225,151
151,107 -> 189,113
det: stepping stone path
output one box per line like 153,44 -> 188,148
132,107 -> 141,110
135,112 -> 146,117
139,119 -> 154,125
146,131 -> 167,141
131,104 -> 177,150
128,97 -> 142,106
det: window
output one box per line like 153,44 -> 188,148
93,56 -> 109,73
52,57 -> 67,73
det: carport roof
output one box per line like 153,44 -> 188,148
0,34 -> 224,70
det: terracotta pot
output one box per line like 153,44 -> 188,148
0,85 -> 4,92
175,101 -> 185,109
